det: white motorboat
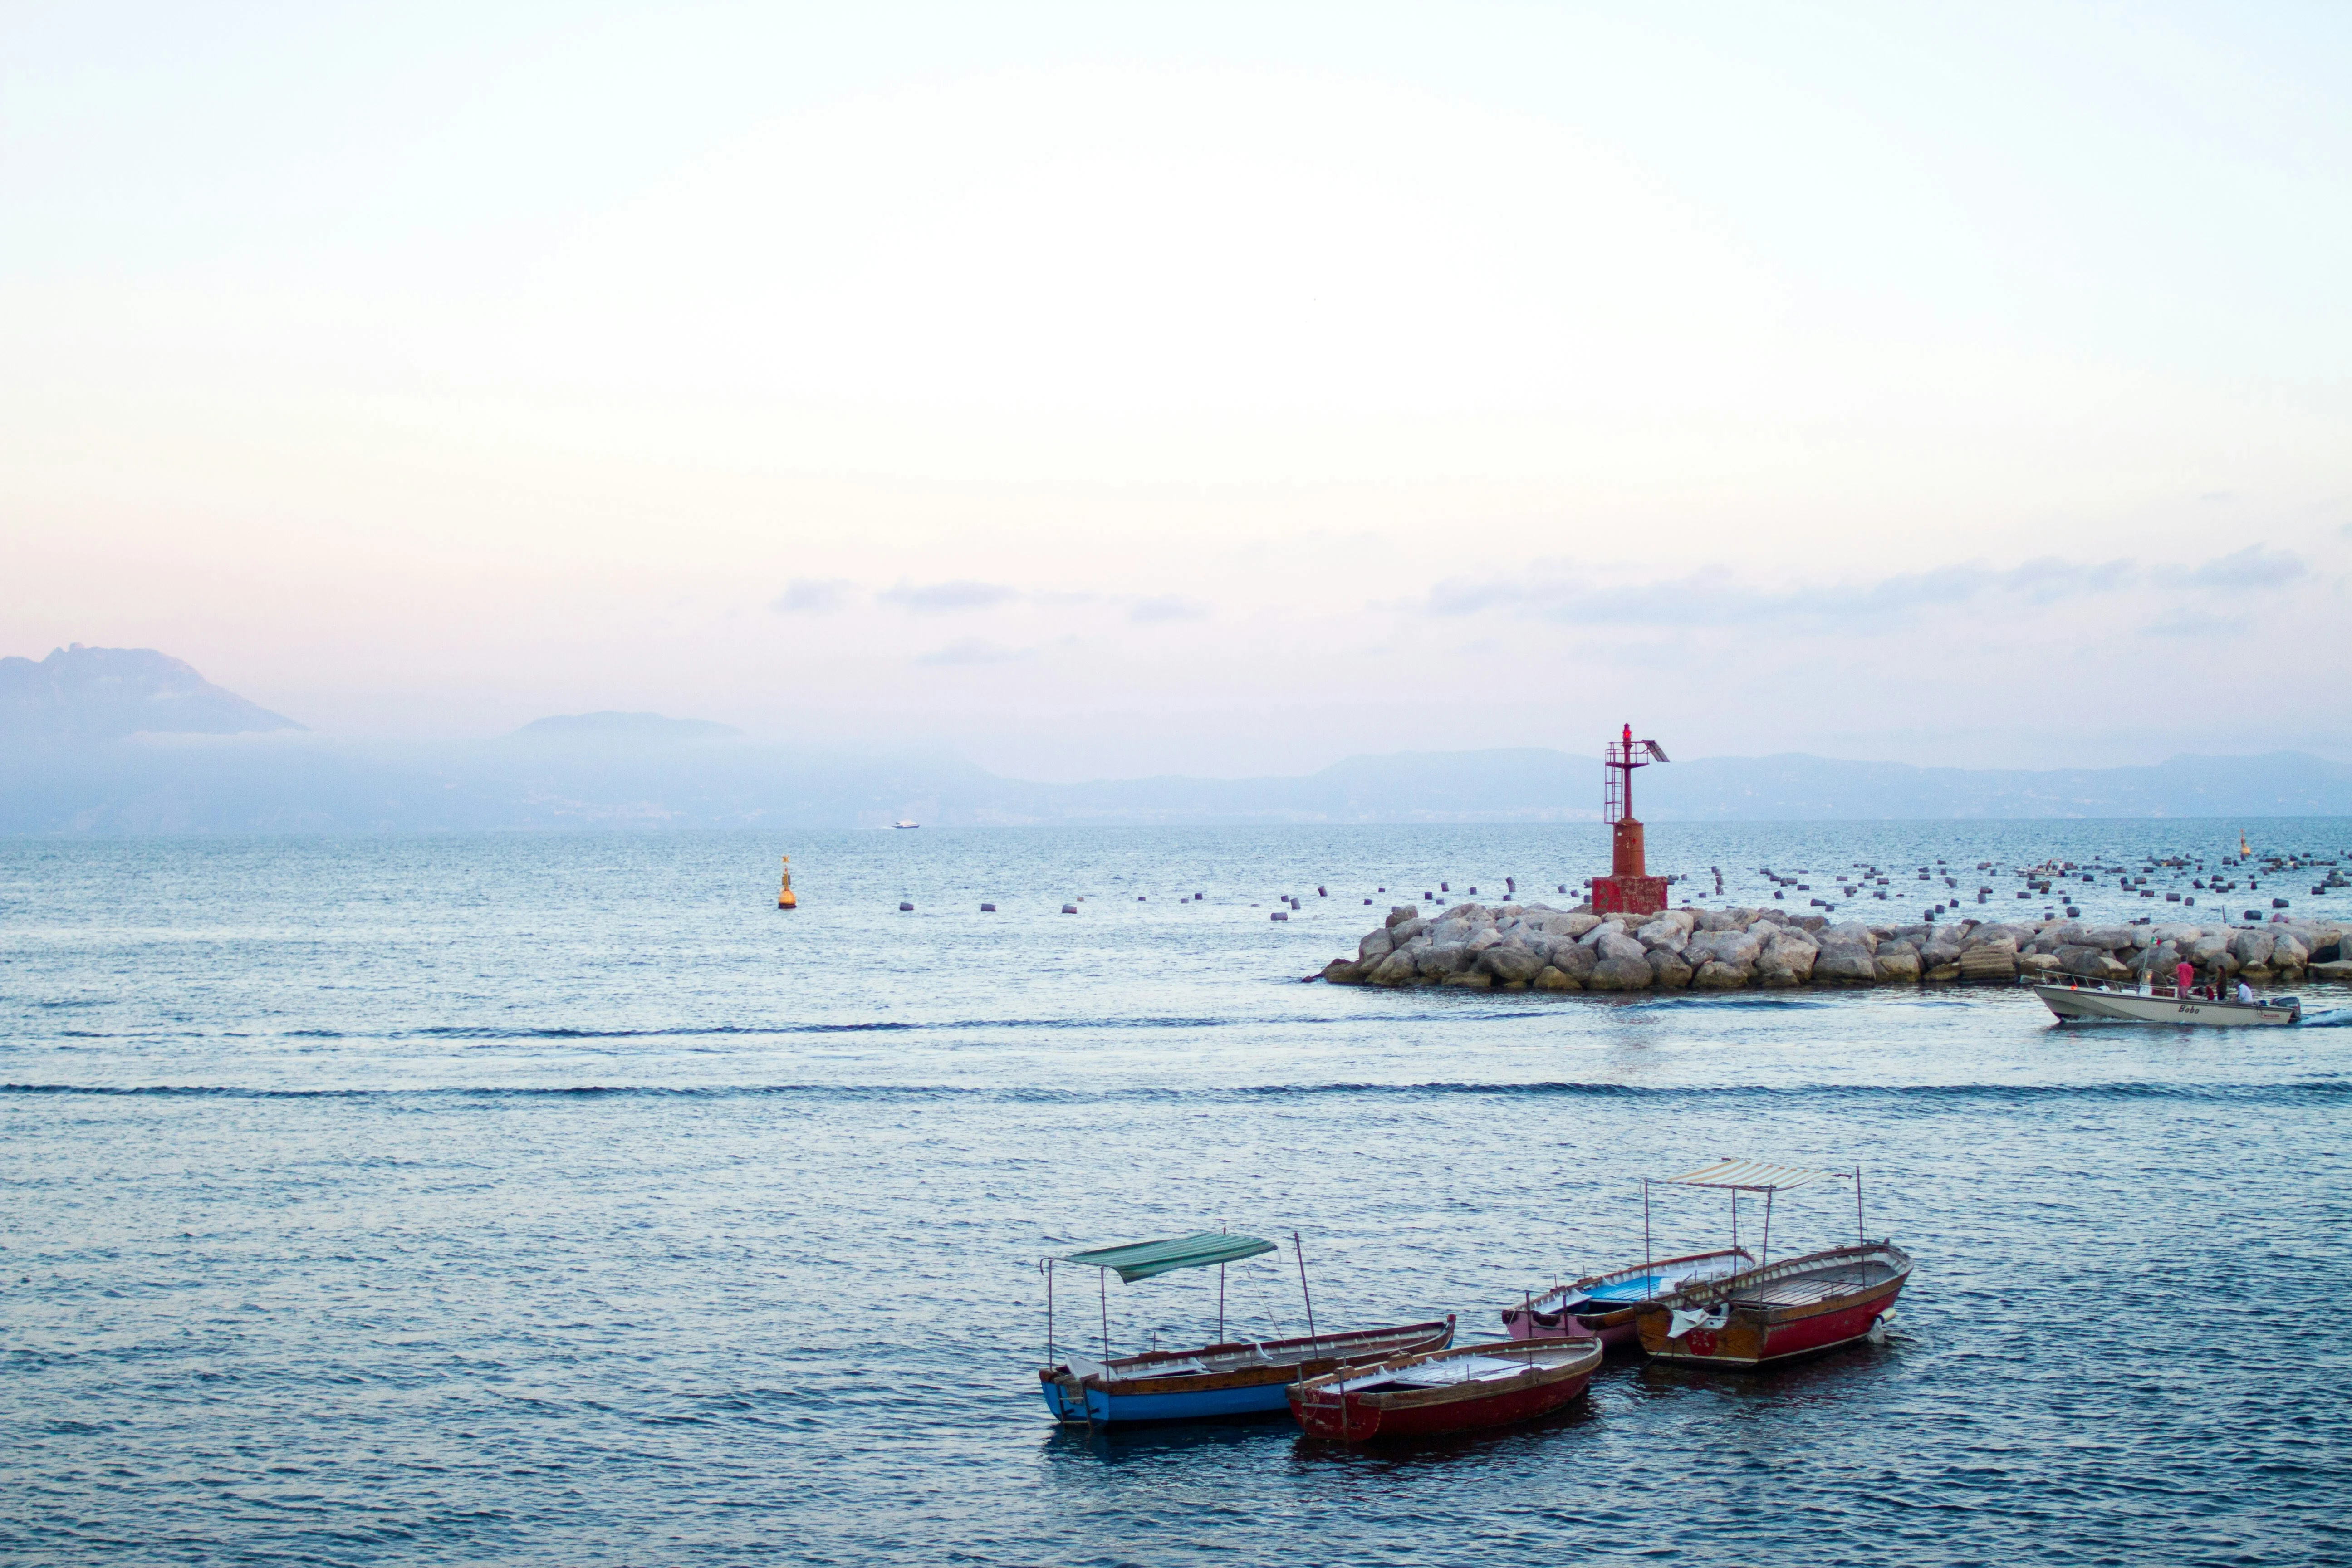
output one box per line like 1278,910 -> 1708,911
892,819 -> 920,829
2027,975 -> 2299,1026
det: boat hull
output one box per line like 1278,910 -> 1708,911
1039,1318 -> 1455,1426
1637,1242 -> 1911,1369
2032,983 -> 2297,1027
1289,1339 -> 1602,1442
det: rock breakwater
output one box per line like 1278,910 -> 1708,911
1319,901 -> 2352,991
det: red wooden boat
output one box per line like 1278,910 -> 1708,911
1622,1157 -> 1910,1368
1635,1240 -> 1911,1367
1287,1338 -> 1602,1442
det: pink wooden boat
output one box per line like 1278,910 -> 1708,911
1501,1248 -> 1754,1348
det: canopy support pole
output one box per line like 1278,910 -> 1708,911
1293,1232 -> 1321,1358
1643,1180 -> 1651,1278
1099,1268 -> 1109,1362
1762,1187 -> 1774,1270
1856,1165 -> 1866,1246
1046,1259 -> 1055,1366
1730,1191 -> 1738,1258
1219,1263 -> 1226,1345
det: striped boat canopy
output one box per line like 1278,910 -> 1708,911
1661,1159 -> 1847,1192
1056,1231 -> 1277,1283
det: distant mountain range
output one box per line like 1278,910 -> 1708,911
1,645 -> 303,743
4,647 -> 2349,831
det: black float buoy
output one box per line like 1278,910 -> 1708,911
980,903 -> 996,912
900,902 -> 914,911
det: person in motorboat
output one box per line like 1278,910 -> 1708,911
2237,980 -> 2256,1004
2176,960 -> 2195,998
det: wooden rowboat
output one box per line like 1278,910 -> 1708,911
1501,1248 -> 1754,1348
1040,1318 -> 1456,1426
1635,1240 -> 1911,1368
1288,1338 -> 1604,1442
1037,1227 -> 1454,1425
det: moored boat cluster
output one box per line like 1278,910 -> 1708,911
1318,901 -> 2352,992
1041,1160 -> 1906,1443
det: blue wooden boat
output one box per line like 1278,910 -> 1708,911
1036,1230 -> 1454,1425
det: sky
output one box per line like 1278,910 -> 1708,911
3,1 -> 2347,779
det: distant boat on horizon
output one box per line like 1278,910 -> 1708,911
892,819 -> 920,829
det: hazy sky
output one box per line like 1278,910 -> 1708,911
5,2 -> 2347,777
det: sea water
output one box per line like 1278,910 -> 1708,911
4,823 -> 2349,1566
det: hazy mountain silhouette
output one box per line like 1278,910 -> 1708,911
0,645 -> 304,743
4,646 -> 2348,831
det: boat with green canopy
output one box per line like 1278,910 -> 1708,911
1037,1229 -> 1454,1426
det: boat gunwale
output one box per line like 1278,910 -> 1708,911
1040,1317 -> 1456,1397
1650,1240 -> 1912,1322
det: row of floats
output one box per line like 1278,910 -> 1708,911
1038,1158 -> 1910,1443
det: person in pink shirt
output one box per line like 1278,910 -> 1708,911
2176,959 -> 2195,998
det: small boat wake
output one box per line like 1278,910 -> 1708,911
2295,1007 -> 2352,1029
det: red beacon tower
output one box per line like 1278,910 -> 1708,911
1590,723 -> 1671,916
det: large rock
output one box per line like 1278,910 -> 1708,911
1685,928 -> 1764,969
1480,943 -> 1548,985
1358,928 -> 1395,963
1320,958 -> 1365,984
2016,951 -> 2061,975
1813,941 -> 1879,984
1957,942 -> 2016,983
1595,930 -> 1649,965
1533,965 -> 1579,990
1385,905 -> 1422,929
1389,916 -> 1429,945
2058,945 -> 2132,982
1416,943 -> 1476,978
1821,921 -> 1880,953
1586,954 -> 1656,990
2272,932 -> 2310,971
1549,941 -> 1599,983
1964,923 -> 2032,951
1647,950 -> 1694,988
1755,931 -> 1818,986
1874,946 -> 1923,983
1440,970 -> 1492,989
1691,960 -> 1753,989
1637,912 -> 1697,949
2231,930 -> 2276,969
2310,960 -> 2352,981
2082,925 -> 2139,951
1365,951 -> 1420,986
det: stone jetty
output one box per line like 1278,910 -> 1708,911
1318,902 -> 2352,991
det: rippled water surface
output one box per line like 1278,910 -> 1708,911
5,823 -> 2351,1565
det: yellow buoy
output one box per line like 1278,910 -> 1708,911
778,854 -> 799,910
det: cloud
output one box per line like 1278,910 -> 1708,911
1427,556 -> 2132,628
1128,595 -> 1209,623
915,637 -> 1027,666
1427,542 -> 2309,632
771,578 -> 855,614
879,579 -> 1020,612
2177,544 -> 2303,590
